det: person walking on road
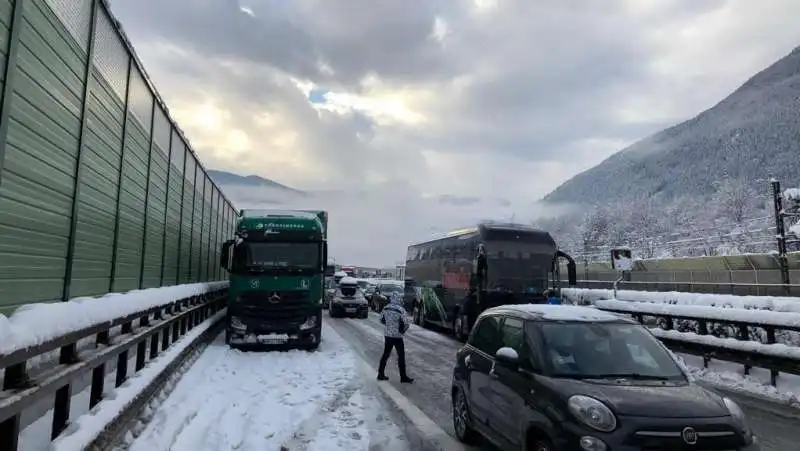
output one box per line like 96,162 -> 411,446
378,291 -> 414,383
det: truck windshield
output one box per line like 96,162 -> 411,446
233,242 -> 320,272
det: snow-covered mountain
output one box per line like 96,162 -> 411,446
544,45 -> 800,207
208,170 -> 304,194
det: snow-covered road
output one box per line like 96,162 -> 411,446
101,310 -> 800,451
124,321 -> 412,451
327,311 -> 800,451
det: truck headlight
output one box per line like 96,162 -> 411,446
568,395 -> 617,432
300,315 -> 317,330
230,316 -> 246,332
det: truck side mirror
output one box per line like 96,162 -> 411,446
220,240 -> 234,269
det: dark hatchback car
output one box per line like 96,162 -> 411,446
451,304 -> 760,451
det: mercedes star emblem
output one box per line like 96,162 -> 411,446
269,292 -> 281,303
681,427 -> 698,445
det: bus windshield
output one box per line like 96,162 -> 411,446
484,240 -> 555,292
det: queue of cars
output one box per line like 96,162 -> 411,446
450,304 -> 761,451
326,276 -> 406,319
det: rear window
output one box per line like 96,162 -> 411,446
340,286 -> 358,296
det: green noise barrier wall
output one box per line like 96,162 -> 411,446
0,0 -> 238,313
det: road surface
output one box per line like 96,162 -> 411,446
327,312 -> 800,451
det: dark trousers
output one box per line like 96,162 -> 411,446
378,336 -> 408,378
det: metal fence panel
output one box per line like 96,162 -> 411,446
0,0 -> 85,309
0,0 -> 234,313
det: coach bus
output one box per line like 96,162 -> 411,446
404,222 -> 577,341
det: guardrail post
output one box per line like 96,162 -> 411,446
136,339 -> 147,371
2,359 -> 29,450
116,349 -> 128,387
771,180 -> 792,295
52,383 -> 72,439
150,331 -> 160,359
766,327 -> 778,385
0,414 -> 20,451
90,363 -> 105,408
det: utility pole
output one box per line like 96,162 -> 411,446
771,179 -> 792,295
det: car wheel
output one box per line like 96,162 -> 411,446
452,387 -> 479,444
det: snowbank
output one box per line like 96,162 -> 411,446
49,309 -> 226,451
653,328 -> 800,361
562,288 -> 800,313
123,322 -> 408,451
783,187 -> 800,201
595,299 -> 800,329
0,282 -> 228,356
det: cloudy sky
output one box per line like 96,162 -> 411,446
110,0 -> 800,266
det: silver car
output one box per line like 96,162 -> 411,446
329,280 -> 369,318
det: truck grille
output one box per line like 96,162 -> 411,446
235,290 -> 312,322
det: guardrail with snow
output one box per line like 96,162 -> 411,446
567,279 -> 800,297
0,282 -> 229,451
593,298 -> 800,387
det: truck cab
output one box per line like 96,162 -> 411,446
220,209 -> 329,350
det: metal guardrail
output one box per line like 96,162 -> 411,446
564,279 -> 800,297
0,288 -> 228,451
595,301 -> 800,387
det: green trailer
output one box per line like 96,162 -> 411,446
219,209 -> 331,350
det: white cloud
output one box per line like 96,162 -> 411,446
109,0 -> 800,265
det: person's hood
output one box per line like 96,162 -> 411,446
389,292 -> 403,305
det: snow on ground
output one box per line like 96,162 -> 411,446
562,287 -> 800,313
120,322 -> 408,451
0,282 -> 228,355
674,353 -> 800,408
18,309 -> 226,451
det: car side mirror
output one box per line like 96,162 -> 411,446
495,347 -> 519,369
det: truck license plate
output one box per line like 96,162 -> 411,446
345,308 -> 356,313
256,334 -> 289,344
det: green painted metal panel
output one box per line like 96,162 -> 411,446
0,0 -> 86,310
179,149 -> 194,284
0,0 -> 12,89
142,146 -> 166,288
114,118 -> 149,291
0,0 -> 233,312
71,69 -> 123,297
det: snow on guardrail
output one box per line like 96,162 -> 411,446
594,299 -> 800,329
0,281 -> 228,355
650,328 -> 800,361
562,287 -> 800,314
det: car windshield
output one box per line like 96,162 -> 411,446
381,284 -> 403,293
537,322 -> 685,380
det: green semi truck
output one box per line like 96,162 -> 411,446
219,209 -> 333,350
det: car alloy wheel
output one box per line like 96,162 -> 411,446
453,391 -> 467,435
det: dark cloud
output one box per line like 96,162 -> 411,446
110,0 -> 800,198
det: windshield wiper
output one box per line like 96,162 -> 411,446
245,265 -> 265,273
556,373 -> 673,381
